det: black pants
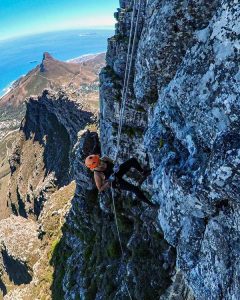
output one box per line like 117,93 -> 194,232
112,158 -> 152,206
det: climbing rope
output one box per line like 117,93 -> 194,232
110,185 -> 133,300
116,0 -> 137,156
115,0 -> 143,162
109,0 -> 143,299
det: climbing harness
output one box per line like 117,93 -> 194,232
109,0 -> 144,299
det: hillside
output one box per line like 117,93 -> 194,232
0,88 -> 98,298
0,52 -> 105,108
0,52 -> 105,142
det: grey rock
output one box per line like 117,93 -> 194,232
100,0 -> 240,299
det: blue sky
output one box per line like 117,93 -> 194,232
0,0 -> 118,40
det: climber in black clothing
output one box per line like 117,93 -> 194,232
85,155 -> 154,206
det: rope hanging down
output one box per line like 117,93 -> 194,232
115,0 -> 143,162
109,1 -> 143,299
115,0 -> 137,160
110,185 -> 132,300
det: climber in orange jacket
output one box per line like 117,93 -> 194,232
85,154 -> 154,206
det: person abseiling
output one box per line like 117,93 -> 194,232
85,155 -> 154,206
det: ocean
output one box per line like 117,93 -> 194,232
0,29 -> 113,96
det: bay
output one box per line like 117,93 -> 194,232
0,29 -> 113,96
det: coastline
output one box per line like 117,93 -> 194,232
0,80 -> 16,99
0,52 -> 105,99
0,76 -> 25,99
0,29 -> 112,101
65,52 -> 105,63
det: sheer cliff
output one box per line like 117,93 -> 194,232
0,0 -> 239,299
8,90 -> 96,219
0,55 -> 102,298
0,53 -> 105,220
100,0 -> 240,299
0,88 -> 99,298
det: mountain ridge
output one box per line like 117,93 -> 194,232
0,52 -> 105,108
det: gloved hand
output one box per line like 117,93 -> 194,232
113,163 -> 120,173
108,174 -> 116,183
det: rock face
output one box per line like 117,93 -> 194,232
1,1 -> 239,299
8,90 -> 96,219
3,182 -> 76,300
0,87 -> 99,298
100,0 -> 240,299
0,215 -> 40,295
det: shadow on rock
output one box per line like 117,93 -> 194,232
2,249 -> 32,285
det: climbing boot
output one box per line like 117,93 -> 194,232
138,168 -> 152,186
141,168 -> 152,178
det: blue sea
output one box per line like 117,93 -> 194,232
0,29 -> 113,96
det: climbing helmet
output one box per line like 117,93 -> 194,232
85,155 -> 100,170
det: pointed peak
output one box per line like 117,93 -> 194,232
40,52 -> 55,72
42,52 -> 54,61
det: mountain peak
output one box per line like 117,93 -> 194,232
42,52 -> 54,61
40,52 -> 55,72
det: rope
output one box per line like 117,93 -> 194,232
108,1 -> 143,299
110,184 -> 133,300
115,0 -> 143,162
110,186 -> 124,254
118,0 -> 137,135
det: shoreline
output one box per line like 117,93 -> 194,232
0,75 -> 25,99
65,52 -> 105,63
0,28 -> 111,100
0,52 -> 105,99
0,80 -> 17,99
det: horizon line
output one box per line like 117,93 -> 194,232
0,25 -> 115,42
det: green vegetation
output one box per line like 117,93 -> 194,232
147,88 -> 159,105
107,240 -> 121,258
159,138 -> 164,148
133,243 -> 151,258
20,182 -> 77,300
86,280 -> 98,300
114,34 -> 129,43
51,239 -> 73,299
123,126 -> 144,138
125,6 -> 133,13
117,215 -> 133,233
49,238 -> 61,258
103,66 -> 121,82
136,106 -> 146,113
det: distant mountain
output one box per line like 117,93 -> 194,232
0,52 -> 105,107
0,52 -> 105,141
